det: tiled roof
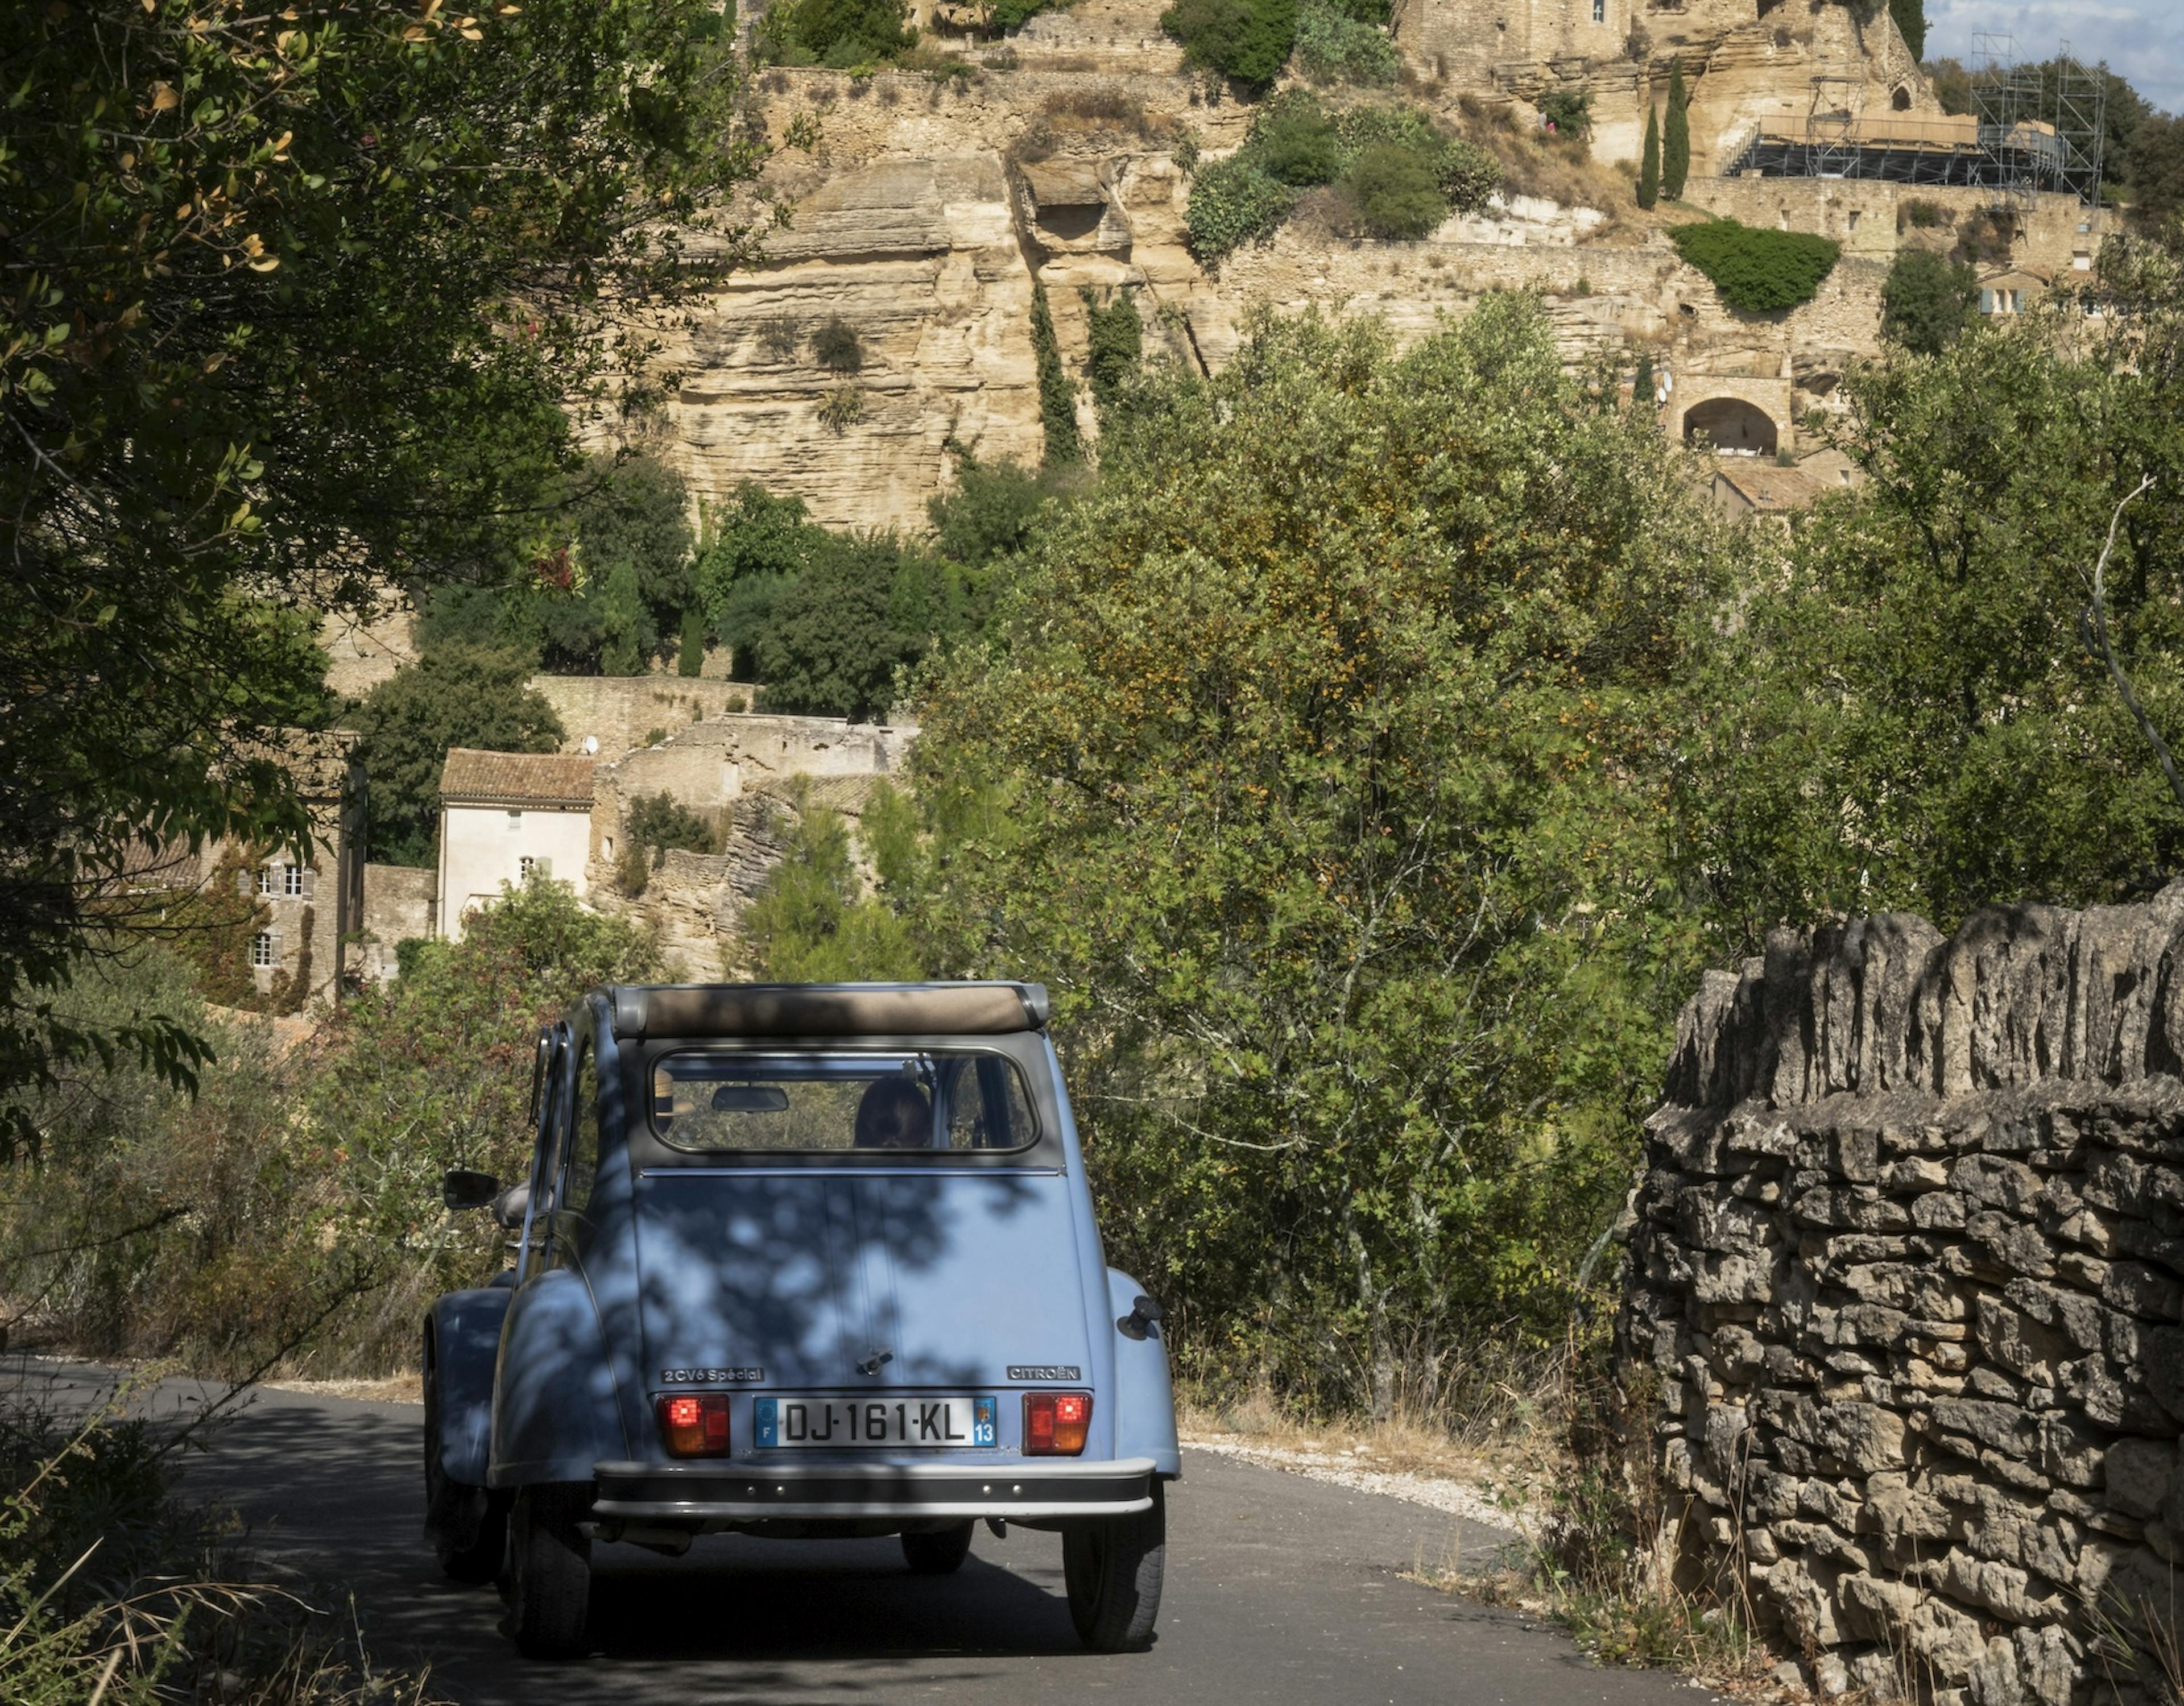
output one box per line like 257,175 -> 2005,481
439,748 -> 596,808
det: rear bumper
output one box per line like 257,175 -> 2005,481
591,1455 -> 1157,1523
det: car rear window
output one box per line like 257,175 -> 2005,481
651,1050 -> 1040,1154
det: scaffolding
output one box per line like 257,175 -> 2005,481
1972,32 -> 2042,207
2050,43 -> 2108,204
1807,75 -> 1864,179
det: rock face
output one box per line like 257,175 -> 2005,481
631,0 -> 2112,531
1625,886 -> 2184,1705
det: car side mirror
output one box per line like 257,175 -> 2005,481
1118,1294 -> 1163,1341
442,1167 -> 500,1211
491,1181 -> 532,1230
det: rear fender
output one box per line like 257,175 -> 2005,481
1105,1268 -> 1181,1476
490,1267 -> 627,1486
428,1282 -> 512,1487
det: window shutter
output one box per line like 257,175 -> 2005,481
536,857 -> 552,878
301,867 -> 317,900
269,929 -> 284,967
236,866 -> 253,897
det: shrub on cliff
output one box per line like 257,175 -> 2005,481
756,0 -> 916,67
1335,143 -> 1446,239
1880,249 -> 1978,355
1184,156 -> 1297,259
1160,0 -> 1297,86
1293,0 -> 1397,85
1668,217 -> 1841,312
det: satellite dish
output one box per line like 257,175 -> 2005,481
582,735 -> 599,755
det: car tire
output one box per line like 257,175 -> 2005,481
422,1352 -> 506,1585
1062,1480 -> 1165,1653
901,1522 -> 975,1575
508,1483 -> 593,1660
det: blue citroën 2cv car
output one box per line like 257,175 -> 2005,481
422,981 -> 1180,1658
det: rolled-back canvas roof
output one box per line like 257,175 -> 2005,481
609,982 -> 1049,1040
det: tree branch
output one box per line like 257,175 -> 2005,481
2079,476 -> 2182,813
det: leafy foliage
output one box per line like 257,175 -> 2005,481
736,786 -> 926,980
1661,61 -> 1689,201
0,0 -> 755,1138
1880,250 -> 1978,355
348,648 -> 566,867
1188,97 -> 1498,259
2132,116 -> 2184,236
927,453 -> 1060,568
1889,0 -> 1924,61
1540,89 -> 1592,138
756,0 -> 916,67
1030,284 -> 1083,466
1184,157 -> 1298,261
1082,289 -> 1147,409
906,299 -> 1719,1406
625,792 -> 722,869
679,607 -> 708,677
1160,0 -> 1297,86
1680,276 -> 2184,940
1668,218 -> 1842,312
1337,144 -> 1447,239
1293,0 -> 1398,85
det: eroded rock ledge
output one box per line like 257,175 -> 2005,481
1624,884 -> 2184,1705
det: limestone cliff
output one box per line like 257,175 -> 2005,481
628,0 -> 2107,530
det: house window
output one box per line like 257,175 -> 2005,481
251,931 -> 275,968
1592,0 -> 1604,19
257,866 -> 274,896
1847,210 -> 1861,231
284,863 -> 304,896
2010,289 -> 2022,313
520,855 -> 551,880
507,810 -> 523,832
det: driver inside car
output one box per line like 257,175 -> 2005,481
853,1076 -> 933,1149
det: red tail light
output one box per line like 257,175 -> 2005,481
657,1393 -> 731,1457
1023,1391 -> 1091,1456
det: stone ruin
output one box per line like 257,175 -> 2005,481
1624,887 -> 2184,1705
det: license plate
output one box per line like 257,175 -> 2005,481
754,1395 -> 996,1449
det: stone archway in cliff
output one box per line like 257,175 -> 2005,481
1683,396 -> 1779,456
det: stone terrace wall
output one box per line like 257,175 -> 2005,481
1624,887 -> 2184,1706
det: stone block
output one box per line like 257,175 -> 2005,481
1953,1154 -> 2044,1214
1976,1295 -> 2074,1385
2102,1436 -> 2174,1521
1929,1399 -> 2044,1460
2102,1261 -> 2182,1322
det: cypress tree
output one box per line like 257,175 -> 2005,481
1029,282 -> 1082,466
1638,103 -> 1660,210
1632,350 -> 1655,409
1888,0 -> 1924,61
1662,60 -> 1690,202
677,607 -> 706,677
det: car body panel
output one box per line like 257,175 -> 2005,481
429,1282 -> 513,1486
435,982 -> 1177,1531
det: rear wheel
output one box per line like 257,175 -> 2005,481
1063,1481 -> 1165,1653
508,1483 -> 592,1659
901,1522 -> 975,1575
422,1347 -> 506,1585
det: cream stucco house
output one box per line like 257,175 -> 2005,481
435,748 -> 596,941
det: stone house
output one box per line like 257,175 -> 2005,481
435,749 -> 597,941
194,730 -> 367,1007
1709,446 -> 1862,523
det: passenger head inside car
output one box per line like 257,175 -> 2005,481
853,1076 -> 932,1149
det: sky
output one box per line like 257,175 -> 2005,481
1925,0 -> 2184,116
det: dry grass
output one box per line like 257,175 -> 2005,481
263,1373 -> 423,1406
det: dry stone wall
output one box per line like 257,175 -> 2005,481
1625,888 -> 2184,1706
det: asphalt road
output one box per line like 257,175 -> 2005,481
16,1360 -> 1721,1706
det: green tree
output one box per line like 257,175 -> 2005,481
1889,0 -> 1924,62
1337,143 -> 1447,239
350,649 -> 566,866
1669,218 -> 1841,311
1160,0 -> 1298,86
1662,61 -> 1691,201
758,539 -> 925,722
1030,284 -> 1083,466
756,0 -> 915,66
679,608 -> 708,677
2132,115 -> 2184,235
928,454 -> 1056,568
1880,249 -> 1979,354
1639,103 -> 1661,209
1083,290 -> 1147,411
909,297 -> 1718,1408
0,0 -> 755,1138
693,485 -> 828,680
737,790 -> 925,980
1680,285 -> 2184,942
